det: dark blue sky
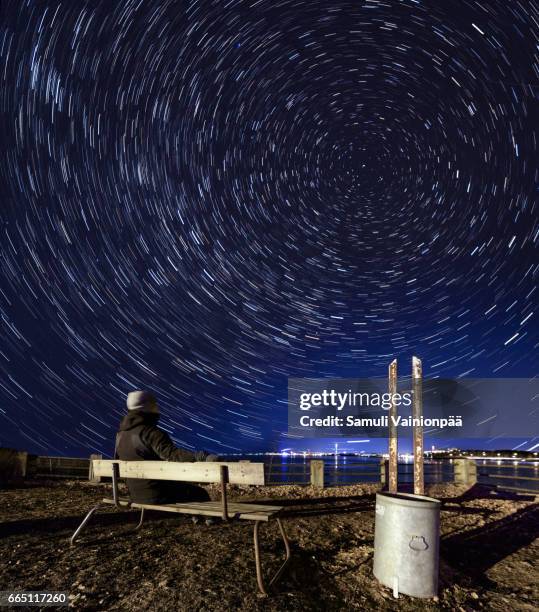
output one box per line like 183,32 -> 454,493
0,0 -> 537,458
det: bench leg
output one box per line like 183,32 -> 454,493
253,518 -> 292,595
70,503 -> 102,545
70,505 -> 144,545
133,508 -> 145,531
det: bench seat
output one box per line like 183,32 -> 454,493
102,497 -> 283,521
72,460 -> 291,595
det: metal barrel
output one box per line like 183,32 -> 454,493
373,491 -> 441,598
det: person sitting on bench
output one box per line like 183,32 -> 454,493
115,390 -> 217,504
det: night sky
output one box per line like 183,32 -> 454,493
0,0 -> 537,458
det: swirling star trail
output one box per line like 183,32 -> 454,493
0,1 -> 537,456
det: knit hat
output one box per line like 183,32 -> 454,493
126,390 -> 159,414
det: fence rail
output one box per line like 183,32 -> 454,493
264,459 -> 461,487
2,449 -> 538,495
263,457 -> 538,492
0,450 -> 101,483
473,459 -> 539,494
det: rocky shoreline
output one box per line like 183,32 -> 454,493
0,480 -> 537,611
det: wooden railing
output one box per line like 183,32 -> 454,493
474,460 -> 539,494
265,458 -> 538,493
2,449 -> 537,494
0,450 -> 101,483
266,459 -> 455,488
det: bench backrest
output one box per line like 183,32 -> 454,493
92,460 -> 265,486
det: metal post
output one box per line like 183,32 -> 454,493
412,356 -> 424,495
388,359 -> 398,493
220,465 -> 229,521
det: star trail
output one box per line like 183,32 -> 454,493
0,0 -> 537,457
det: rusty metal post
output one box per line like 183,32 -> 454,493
388,359 -> 398,493
412,356 -> 424,495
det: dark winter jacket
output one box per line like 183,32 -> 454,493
114,410 -> 208,503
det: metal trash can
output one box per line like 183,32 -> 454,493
373,491 -> 441,598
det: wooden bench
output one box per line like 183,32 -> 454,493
71,460 -> 291,595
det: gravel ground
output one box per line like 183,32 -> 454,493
0,480 -> 537,611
